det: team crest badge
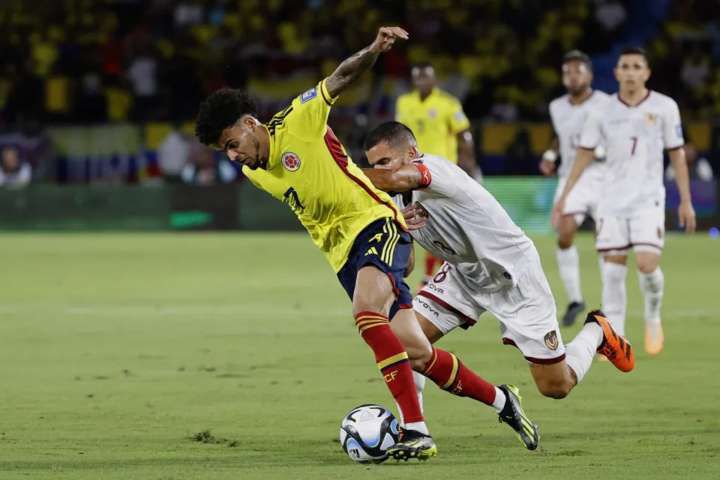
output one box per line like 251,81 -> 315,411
645,113 -> 657,125
544,330 -> 559,351
281,152 -> 301,171
428,108 -> 438,118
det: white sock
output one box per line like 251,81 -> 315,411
602,262 -> 628,336
405,421 -> 429,435
637,268 -> 664,325
396,372 -> 427,426
556,246 -> 583,303
492,387 -> 506,413
565,322 -> 603,383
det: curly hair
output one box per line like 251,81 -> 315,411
195,88 -> 257,146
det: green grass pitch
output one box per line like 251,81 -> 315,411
1,232 -> 718,479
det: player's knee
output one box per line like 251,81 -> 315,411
557,236 -> 573,250
636,259 -> 658,274
536,378 -> 572,399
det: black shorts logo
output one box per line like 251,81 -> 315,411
544,330 -> 559,351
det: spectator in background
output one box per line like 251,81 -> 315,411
157,122 -> 192,182
127,47 -> 159,120
0,146 -> 32,188
181,142 -> 237,186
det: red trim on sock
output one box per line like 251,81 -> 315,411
423,348 -> 496,406
357,316 -> 423,423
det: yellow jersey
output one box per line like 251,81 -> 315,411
395,88 -> 470,163
243,79 -> 406,272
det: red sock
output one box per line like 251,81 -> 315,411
355,311 -> 423,423
423,347 -> 497,405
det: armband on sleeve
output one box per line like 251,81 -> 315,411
415,163 -> 432,188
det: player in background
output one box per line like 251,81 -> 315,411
363,122 -> 635,450
540,50 -> 610,326
396,63 -> 479,287
195,27 -> 523,462
554,47 -> 696,355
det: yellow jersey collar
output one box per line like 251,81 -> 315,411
263,124 -> 279,170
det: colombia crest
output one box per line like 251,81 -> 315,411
282,151 -> 301,172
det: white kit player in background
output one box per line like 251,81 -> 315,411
553,47 -> 696,356
541,50 -> 610,327
363,121 -> 634,426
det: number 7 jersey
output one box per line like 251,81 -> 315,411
579,90 -> 684,215
242,79 -> 406,272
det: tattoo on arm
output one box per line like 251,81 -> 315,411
325,46 -> 380,99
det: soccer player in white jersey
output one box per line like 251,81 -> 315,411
363,121 -> 635,446
541,50 -> 610,326
554,47 -> 696,355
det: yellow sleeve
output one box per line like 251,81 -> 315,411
446,98 -> 471,134
281,79 -> 338,138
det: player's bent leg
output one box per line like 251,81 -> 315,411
352,266 -> 428,440
635,251 -> 664,355
411,316 -> 539,451
529,360 -> 576,399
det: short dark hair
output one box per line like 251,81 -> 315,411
363,121 -> 417,151
619,46 -> 650,65
195,88 -> 257,146
563,50 -> 592,71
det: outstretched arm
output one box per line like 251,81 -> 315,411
325,26 -> 408,99
362,165 -> 424,193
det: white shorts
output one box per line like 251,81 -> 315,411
554,175 -> 601,226
413,251 -> 565,364
595,204 -> 665,255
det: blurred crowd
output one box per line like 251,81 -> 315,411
0,0 -> 719,185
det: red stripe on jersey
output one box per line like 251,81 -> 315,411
323,127 -> 406,230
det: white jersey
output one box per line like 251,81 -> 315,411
549,90 -> 610,179
579,90 -> 684,214
396,154 -> 535,291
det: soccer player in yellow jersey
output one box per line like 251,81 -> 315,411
396,63 -> 478,286
194,26 -> 508,461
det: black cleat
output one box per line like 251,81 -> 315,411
497,384 -> 540,450
562,301 -> 586,327
387,429 -> 437,461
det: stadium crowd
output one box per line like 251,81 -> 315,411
0,0 -> 718,183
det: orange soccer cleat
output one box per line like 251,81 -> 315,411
645,323 -> 664,356
585,310 -> 635,372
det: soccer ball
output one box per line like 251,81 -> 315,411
339,404 -> 400,463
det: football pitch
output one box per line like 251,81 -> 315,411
1,232 -> 718,479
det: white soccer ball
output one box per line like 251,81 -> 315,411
339,404 -> 400,464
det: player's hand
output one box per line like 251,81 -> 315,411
551,198 -> 565,229
678,200 -> 696,233
402,202 -> 428,230
370,26 -> 409,53
539,159 -> 556,176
